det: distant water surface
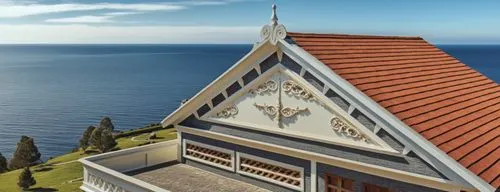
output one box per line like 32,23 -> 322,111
0,44 -> 498,160
0,44 -> 250,160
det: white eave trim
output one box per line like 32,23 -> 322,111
277,39 -> 494,192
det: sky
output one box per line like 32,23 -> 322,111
0,0 -> 499,44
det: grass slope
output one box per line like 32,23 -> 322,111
0,127 -> 177,192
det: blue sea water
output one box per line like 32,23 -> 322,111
0,44 -> 498,160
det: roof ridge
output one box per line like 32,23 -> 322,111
288,32 -> 423,40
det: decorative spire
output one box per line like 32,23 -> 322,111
271,4 -> 278,26
260,3 -> 287,45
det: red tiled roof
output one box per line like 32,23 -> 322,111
288,32 -> 500,188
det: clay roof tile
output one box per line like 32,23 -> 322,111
288,32 -> 500,188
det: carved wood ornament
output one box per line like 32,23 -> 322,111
330,117 -> 368,142
216,106 -> 238,118
253,74 -> 310,128
260,4 -> 287,45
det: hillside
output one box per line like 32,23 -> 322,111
0,126 -> 177,192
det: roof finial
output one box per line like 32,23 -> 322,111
271,4 -> 278,26
259,3 -> 287,45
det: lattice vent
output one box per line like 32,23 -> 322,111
185,143 -> 232,168
239,157 -> 302,188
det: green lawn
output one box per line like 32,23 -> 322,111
0,128 -> 177,192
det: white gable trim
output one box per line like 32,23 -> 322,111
200,64 -> 399,155
278,39 -> 494,191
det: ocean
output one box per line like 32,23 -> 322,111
0,44 -> 498,160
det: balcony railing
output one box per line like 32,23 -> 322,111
79,140 -> 178,192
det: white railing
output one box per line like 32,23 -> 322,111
79,140 -> 178,192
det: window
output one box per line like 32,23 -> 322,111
363,183 -> 391,192
236,152 -> 304,191
182,140 -> 234,171
325,174 -> 354,192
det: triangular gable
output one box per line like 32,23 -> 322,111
161,17 -> 490,190
201,64 -> 397,154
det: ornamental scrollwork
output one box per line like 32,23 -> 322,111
216,105 -> 238,118
249,80 -> 278,95
281,106 -> 309,118
282,80 -> 316,101
254,103 -> 308,118
330,117 -> 368,142
260,5 -> 287,45
254,103 -> 279,116
87,173 -> 128,192
261,24 -> 287,45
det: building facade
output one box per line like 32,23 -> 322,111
80,5 -> 499,192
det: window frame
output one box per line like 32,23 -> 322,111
363,183 -> 392,192
324,173 -> 354,192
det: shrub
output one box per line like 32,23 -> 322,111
89,128 -> 103,150
9,136 -> 41,170
99,130 -> 117,153
17,167 -> 36,190
0,152 -> 7,173
99,117 -> 115,131
80,126 -> 96,151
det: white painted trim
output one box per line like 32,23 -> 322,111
277,48 -> 284,62
236,152 -> 304,192
207,101 -> 214,109
373,125 -> 382,134
299,67 -> 306,76
182,139 -> 235,172
322,86 -> 329,94
311,161 -> 317,192
277,39 -> 493,191
177,130 -> 182,162
177,125 -> 475,192
201,64 -> 399,155
80,141 -> 177,192
402,147 -> 412,156
237,78 -> 244,87
348,105 -> 356,115
255,65 -> 262,75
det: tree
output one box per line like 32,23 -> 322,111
80,126 -> 96,151
99,116 -> 115,131
9,136 -> 41,170
99,129 -> 117,153
0,152 -> 7,173
89,128 -> 103,150
17,167 -> 36,190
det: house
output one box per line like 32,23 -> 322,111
79,5 -> 499,192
